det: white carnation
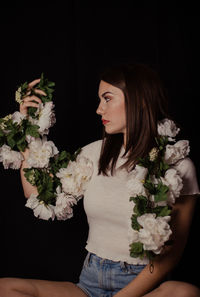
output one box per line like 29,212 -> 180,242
25,194 -> 55,220
164,140 -> 190,165
157,118 -> 180,140
127,179 -> 147,197
56,167 -> 81,196
12,111 -> 26,125
137,213 -> 172,254
54,187 -> 78,220
56,156 -> 93,197
126,165 -> 148,196
0,144 -> 24,169
161,168 -> 183,204
29,102 -> 56,136
75,155 -> 94,189
27,137 -> 59,168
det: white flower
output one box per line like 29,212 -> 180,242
0,144 -> 24,169
127,179 -> 147,197
134,165 -> 148,180
25,194 -> 55,220
164,140 -> 190,165
25,135 -> 36,144
0,122 -> 6,130
56,156 -> 93,197
0,114 -> 12,131
12,111 -> 26,125
161,168 -> 183,204
126,165 -> 148,196
157,118 -> 180,140
56,162 -> 82,196
15,87 -> 23,104
27,137 -> 59,168
0,114 -> 12,132
75,155 -> 94,189
137,213 -> 172,254
149,147 -> 159,161
29,102 -> 56,136
54,187 -> 78,220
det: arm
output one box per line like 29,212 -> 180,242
19,79 -> 45,198
20,148 -> 38,198
114,195 -> 197,297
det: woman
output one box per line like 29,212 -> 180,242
0,63 -> 200,297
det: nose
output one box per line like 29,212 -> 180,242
96,101 -> 105,115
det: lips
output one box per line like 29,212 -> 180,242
102,119 -> 110,125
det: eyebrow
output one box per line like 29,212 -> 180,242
99,91 -> 114,98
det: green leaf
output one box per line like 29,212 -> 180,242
155,136 -> 169,149
23,168 -> 36,186
160,161 -> 169,173
17,141 -> 27,152
131,214 -> 141,231
27,107 -> 38,118
129,242 -> 144,258
154,182 -> 169,202
25,124 -> 40,138
133,195 -> 149,216
36,171 -> 55,205
72,147 -> 82,161
0,129 -> 4,137
58,150 -> 68,161
153,205 -> 172,217
24,168 -> 56,205
6,133 -> 16,148
143,179 -> 156,194
137,156 -> 150,168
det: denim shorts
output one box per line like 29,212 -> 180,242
76,252 -> 146,297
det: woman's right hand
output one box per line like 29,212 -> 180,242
20,78 -> 46,115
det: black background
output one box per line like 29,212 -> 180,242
0,1 -> 199,288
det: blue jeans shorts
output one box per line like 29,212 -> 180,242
76,252 -> 146,297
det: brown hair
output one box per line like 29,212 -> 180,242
98,63 -> 170,175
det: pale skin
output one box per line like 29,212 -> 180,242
0,80 -> 199,297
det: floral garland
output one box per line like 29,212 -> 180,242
0,74 -> 93,220
127,119 -> 190,261
0,75 -> 190,263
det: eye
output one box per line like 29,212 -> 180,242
104,96 -> 111,103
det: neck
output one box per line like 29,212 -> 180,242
123,132 -> 126,149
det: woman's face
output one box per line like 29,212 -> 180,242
96,80 -> 126,137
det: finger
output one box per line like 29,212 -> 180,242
28,79 -> 41,89
23,95 -> 42,103
24,90 -> 31,97
22,102 -> 40,108
34,89 -> 47,96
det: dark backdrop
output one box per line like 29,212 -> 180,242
0,1 -> 199,288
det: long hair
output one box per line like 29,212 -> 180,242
98,63 -> 170,175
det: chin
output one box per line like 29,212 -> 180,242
105,128 -> 121,135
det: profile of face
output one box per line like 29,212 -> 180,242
96,80 -> 126,137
